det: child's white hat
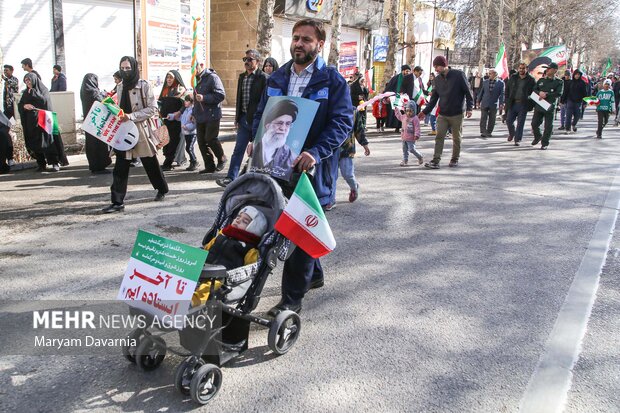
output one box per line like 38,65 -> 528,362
239,206 -> 268,237
604,79 -> 612,86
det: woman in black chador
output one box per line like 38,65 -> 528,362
80,73 -> 112,174
18,72 -> 63,172
158,70 -> 187,170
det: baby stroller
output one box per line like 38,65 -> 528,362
121,172 -> 301,405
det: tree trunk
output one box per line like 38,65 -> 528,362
256,0 -> 276,58
406,0 -> 416,66
382,0 -> 400,89
328,0 -> 344,66
477,0 -> 490,74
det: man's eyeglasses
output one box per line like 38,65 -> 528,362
271,121 -> 293,128
242,57 -> 256,63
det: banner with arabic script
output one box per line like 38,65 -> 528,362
117,230 -> 208,319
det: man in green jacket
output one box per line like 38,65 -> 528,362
531,62 -> 563,150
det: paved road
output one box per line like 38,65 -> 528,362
0,108 -> 618,412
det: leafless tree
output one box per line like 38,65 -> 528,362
328,0 -> 344,66
382,0 -> 401,88
256,0 -> 276,58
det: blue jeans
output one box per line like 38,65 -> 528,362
565,101 -> 581,128
507,103 -> 527,142
184,134 -> 197,162
226,117 -> 251,180
560,104 -> 566,127
429,114 -> 437,131
402,141 -> 422,162
338,156 -> 358,190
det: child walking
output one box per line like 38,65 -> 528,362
180,95 -> 199,171
596,79 -> 615,139
394,101 -> 423,166
372,97 -> 389,132
336,110 -> 370,206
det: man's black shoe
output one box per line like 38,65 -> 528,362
531,137 -> 541,146
309,278 -> 324,290
102,204 -> 124,213
268,300 -> 302,317
154,191 -> 166,201
215,158 -> 227,172
199,167 -> 216,174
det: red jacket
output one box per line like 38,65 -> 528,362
372,100 -> 388,118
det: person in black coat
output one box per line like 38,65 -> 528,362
562,69 -> 588,132
18,73 -> 62,172
216,49 -> 268,187
158,70 -> 187,170
383,65 -> 414,132
80,73 -> 112,173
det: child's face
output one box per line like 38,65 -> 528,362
184,100 -> 192,108
232,212 -> 252,230
405,108 -> 414,116
603,84 -> 610,90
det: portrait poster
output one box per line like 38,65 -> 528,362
521,45 -> 567,82
250,96 -> 319,182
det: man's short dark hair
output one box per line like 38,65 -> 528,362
245,49 -> 261,61
3,65 -> 13,71
53,64 -> 62,72
413,66 -> 423,72
292,19 -> 326,42
21,58 -> 33,68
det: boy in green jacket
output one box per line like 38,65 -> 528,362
531,63 -> 563,150
595,79 -> 615,139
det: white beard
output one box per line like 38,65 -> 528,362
261,129 -> 287,165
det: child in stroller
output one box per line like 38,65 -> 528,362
122,173 -> 301,405
192,205 -> 267,306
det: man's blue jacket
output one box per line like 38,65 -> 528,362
252,56 -> 353,206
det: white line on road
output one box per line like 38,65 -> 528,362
519,166 -> 620,413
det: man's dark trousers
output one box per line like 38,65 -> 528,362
506,103 -> 527,142
531,109 -> 554,146
565,100 -> 581,128
281,247 -> 323,306
480,106 -> 498,134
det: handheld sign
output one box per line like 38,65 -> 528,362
83,101 -> 139,151
117,230 -> 208,320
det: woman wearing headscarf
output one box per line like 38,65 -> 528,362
80,73 -> 112,174
17,72 -> 60,172
102,56 -> 169,213
262,57 -> 279,76
158,70 -> 186,170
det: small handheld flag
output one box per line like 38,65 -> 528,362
37,110 -> 60,135
274,173 -> 336,258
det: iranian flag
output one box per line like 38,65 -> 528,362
494,42 -> 509,80
37,110 -> 60,135
274,172 -> 336,258
413,88 -> 426,106
602,57 -> 612,77
583,96 -> 599,106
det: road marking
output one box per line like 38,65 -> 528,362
519,166 -> 620,413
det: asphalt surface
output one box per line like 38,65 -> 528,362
0,108 -> 619,412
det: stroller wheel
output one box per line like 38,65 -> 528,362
190,364 -> 222,405
268,310 -> 301,355
122,329 -> 145,363
175,356 -> 205,395
135,335 -> 167,371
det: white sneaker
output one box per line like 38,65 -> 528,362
7,160 -> 15,167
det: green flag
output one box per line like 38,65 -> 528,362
602,58 -> 612,77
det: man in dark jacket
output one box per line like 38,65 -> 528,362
216,49 -> 268,187
50,65 -> 67,92
505,62 -> 536,146
531,62 -> 563,150
193,66 -> 227,173
250,18 -> 353,315
419,55 -> 473,168
563,69 -> 588,132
